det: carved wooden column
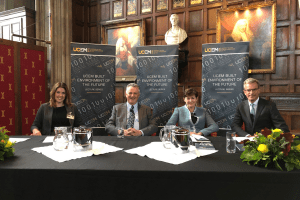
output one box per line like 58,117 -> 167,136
50,0 -> 72,87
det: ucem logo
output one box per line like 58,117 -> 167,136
204,48 -> 219,52
138,50 -> 152,54
73,48 -> 88,52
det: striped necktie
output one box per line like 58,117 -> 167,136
127,105 -> 135,129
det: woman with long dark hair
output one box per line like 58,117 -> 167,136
31,82 -> 82,135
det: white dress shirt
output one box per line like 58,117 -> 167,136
126,102 -> 144,136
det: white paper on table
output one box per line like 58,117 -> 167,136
32,141 -> 123,163
190,135 -> 209,142
43,136 -> 54,143
233,137 -> 254,143
9,138 -> 31,143
125,142 -> 218,165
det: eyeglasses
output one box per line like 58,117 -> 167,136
244,88 -> 259,93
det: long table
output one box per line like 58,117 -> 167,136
1,136 -> 300,200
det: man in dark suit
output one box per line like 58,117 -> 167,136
105,83 -> 157,136
232,78 -> 289,136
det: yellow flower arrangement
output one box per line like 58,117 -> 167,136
257,144 -> 268,153
0,126 -> 15,161
296,144 -> 300,152
5,141 -> 12,148
241,128 -> 300,171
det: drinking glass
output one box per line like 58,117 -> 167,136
63,126 -> 73,142
73,126 -> 93,152
160,125 -> 175,149
189,126 -> 196,135
117,125 -> 125,139
53,127 -> 69,151
226,131 -> 236,153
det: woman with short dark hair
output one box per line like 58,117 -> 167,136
31,82 -> 82,136
166,88 -> 219,136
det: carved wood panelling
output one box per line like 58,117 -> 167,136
189,10 -> 203,32
297,0 -> 300,19
207,34 -> 216,43
295,85 -> 300,92
156,15 -> 168,36
276,26 -> 289,51
145,17 -> 152,37
270,96 -> 300,111
297,55 -> 300,79
89,26 -> 98,43
207,7 -> 218,30
291,115 -> 300,130
101,3 -> 110,21
188,35 -> 202,56
188,61 -> 202,81
270,85 -> 289,93
72,23 -> 85,42
276,0 -> 290,21
156,39 -> 166,45
74,2 -> 84,22
178,85 -> 184,106
250,74 -> 264,81
297,25 -> 300,49
271,56 -> 289,80
115,85 -> 125,103
89,4 -> 98,22
72,0 -> 87,43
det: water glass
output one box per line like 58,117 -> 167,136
162,125 -> 175,149
117,126 -> 125,139
73,126 -> 93,152
53,127 -> 69,151
64,126 -> 73,142
189,126 -> 196,135
226,131 -> 236,153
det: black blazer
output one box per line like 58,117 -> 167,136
231,98 -> 290,136
31,103 -> 82,135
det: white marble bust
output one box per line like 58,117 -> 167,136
165,14 -> 188,45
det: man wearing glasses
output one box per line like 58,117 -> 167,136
231,78 -> 289,136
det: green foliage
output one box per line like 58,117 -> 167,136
240,129 -> 300,172
0,126 -> 15,161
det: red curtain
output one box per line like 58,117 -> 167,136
20,48 -> 45,135
0,44 -> 15,135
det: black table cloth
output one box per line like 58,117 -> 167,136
1,136 -> 299,200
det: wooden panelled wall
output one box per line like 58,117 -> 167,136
72,0 -> 300,134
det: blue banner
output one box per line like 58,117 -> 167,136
136,45 -> 179,126
71,43 -> 116,127
201,42 -> 249,129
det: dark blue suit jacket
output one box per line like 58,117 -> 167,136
231,98 -> 290,136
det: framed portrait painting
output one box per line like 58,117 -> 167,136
217,2 -> 276,73
173,0 -> 185,9
101,19 -> 146,81
190,0 -> 202,6
141,0 -> 152,14
113,1 -> 123,18
157,0 -> 168,11
127,0 -> 137,16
